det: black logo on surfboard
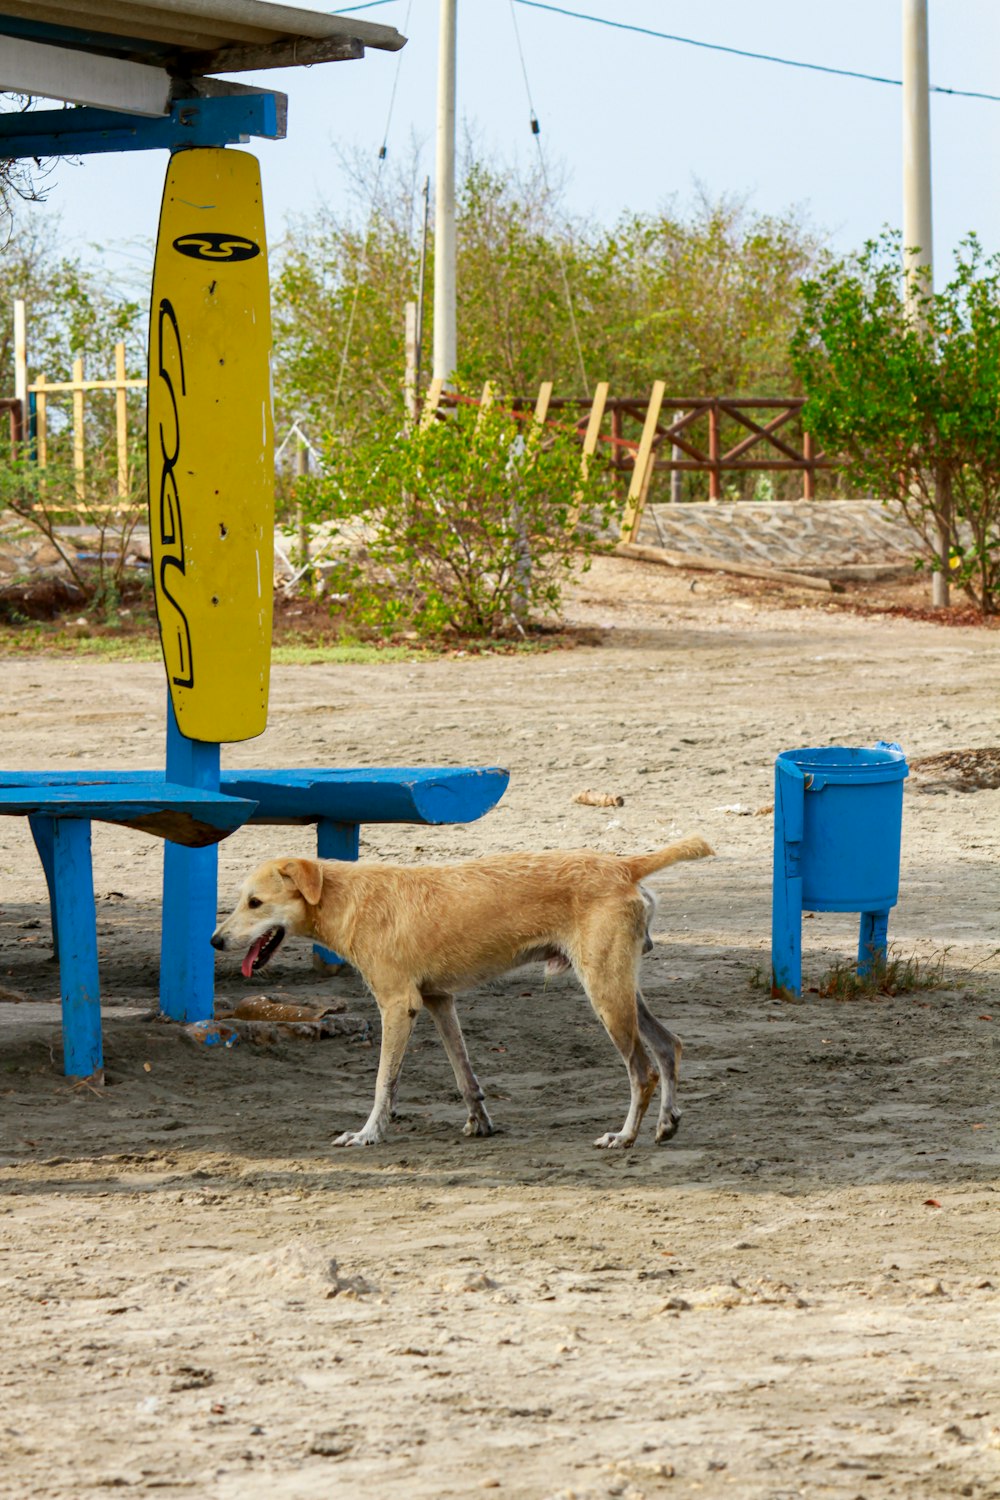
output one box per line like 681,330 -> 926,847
172,233 -> 261,263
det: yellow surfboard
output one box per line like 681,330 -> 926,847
148,148 -> 274,744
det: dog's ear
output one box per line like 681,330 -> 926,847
278,858 -> 324,906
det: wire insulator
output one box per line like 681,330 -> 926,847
530,112 -> 540,135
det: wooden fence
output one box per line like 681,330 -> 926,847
30,345 -> 147,506
421,379 -> 836,544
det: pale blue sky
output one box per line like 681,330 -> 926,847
17,0 -> 1000,280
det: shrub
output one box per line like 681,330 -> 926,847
300,398 -> 615,638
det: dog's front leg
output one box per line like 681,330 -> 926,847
333,988 -> 420,1148
422,991 -> 494,1138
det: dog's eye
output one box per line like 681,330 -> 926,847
247,897 -> 262,909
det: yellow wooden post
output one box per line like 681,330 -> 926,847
114,342 -> 128,502
35,375 -> 48,471
532,380 -> 553,427
579,381 -> 608,481
419,376 -> 444,430
620,379 -> 665,542
474,381 -> 494,432
569,380 -> 609,528
72,357 -> 86,502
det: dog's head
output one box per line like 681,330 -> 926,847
211,858 -> 325,977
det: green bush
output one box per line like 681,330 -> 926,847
793,232 -> 1000,613
300,399 -> 615,638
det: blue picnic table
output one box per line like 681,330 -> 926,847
0,763 -> 508,1079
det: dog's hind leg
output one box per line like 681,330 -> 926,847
636,994 -> 682,1143
333,987 -> 421,1148
578,971 -> 658,1149
422,991 -> 495,1138
575,909 -> 659,1149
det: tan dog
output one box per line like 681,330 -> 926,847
211,838 -> 713,1150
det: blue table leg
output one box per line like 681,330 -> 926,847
312,818 -> 359,972
160,698 -> 220,1022
772,759 -> 806,999
28,813 -> 59,960
50,818 -> 103,1078
858,910 -> 889,978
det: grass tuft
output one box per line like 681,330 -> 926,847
818,946 -> 950,1000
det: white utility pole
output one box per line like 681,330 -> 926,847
902,0 -> 948,605
433,0 -> 457,386
902,0 -> 933,301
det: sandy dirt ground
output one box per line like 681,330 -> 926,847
1,558 -> 999,1500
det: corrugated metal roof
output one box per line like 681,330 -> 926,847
0,1 -> 405,73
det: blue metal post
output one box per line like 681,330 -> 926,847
51,819 -> 103,1078
771,758 -> 805,999
312,818 -> 359,971
161,697 -> 221,1021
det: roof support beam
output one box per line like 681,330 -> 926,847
0,32 -> 171,113
0,90 -> 286,156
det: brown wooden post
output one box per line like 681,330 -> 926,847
708,401 -> 720,500
802,430 -> 815,500
611,406 -> 623,468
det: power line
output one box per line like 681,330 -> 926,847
508,0 -> 590,398
330,0 -> 414,419
511,0 -> 1000,104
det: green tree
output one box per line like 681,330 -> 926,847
792,231 -> 1000,613
272,155 -> 826,502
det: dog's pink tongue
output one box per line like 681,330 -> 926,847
242,936 -> 266,979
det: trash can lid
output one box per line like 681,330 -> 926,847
777,743 -> 909,787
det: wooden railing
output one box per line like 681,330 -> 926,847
532,392 -> 834,502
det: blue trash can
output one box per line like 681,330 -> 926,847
771,742 -> 908,997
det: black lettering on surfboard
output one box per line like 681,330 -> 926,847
172,233 -> 260,263
154,297 -> 194,690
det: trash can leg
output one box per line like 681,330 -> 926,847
858,910 -> 889,979
772,759 -> 805,999
771,871 -> 803,999
312,819 -> 359,973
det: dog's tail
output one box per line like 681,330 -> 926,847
622,837 -> 714,883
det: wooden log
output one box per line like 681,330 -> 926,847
614,540 -> 834,592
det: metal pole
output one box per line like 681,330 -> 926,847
13,298 -> 27,415
404,300 -> 418,426
902,0 -> 948,605
433,0 -> 457,387
902,0 -> 933,304
414,174 -> 430,407
295,430 -> 310,568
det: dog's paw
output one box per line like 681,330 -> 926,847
655,1110 -> 681,1144
593,1130 -> 636,1150
332,1129 -> 382,1148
